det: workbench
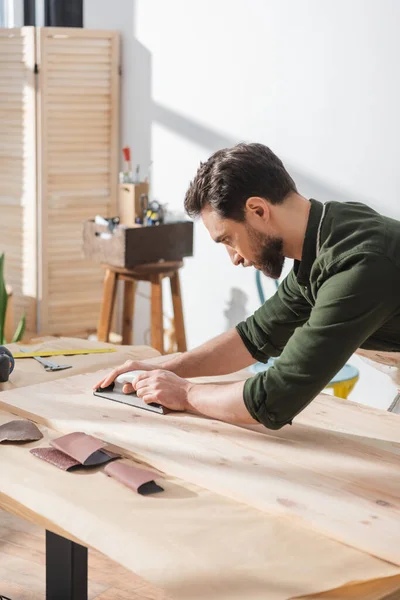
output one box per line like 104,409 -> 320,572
0,338 -> 399,600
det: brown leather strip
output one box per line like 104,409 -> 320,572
0,420 -> 43,443
50,432 -> 106,464
104,461 -> 164,495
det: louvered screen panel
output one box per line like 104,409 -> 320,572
0,27 -> 37,336
36,27 -> 119,335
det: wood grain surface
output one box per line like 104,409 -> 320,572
0,408 -> 399,600
0,360 -> 399,566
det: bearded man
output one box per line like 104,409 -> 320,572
96,143 -> 400,429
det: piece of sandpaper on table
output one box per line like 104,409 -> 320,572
30,432 -> 120,471
0,419 -> 43,443
104,461 -> 164,495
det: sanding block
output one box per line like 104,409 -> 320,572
93,370 -> 169,414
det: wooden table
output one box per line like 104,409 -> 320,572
0,338 -> 400,600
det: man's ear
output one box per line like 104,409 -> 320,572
245,197 -> 270,222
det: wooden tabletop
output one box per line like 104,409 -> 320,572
0,337 -> 399,600
1,336 -> 160,391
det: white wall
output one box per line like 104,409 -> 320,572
134,0 -> 400,407
135,0 -> 400,339
86,0 -> 400,408
84,0 -> 153,345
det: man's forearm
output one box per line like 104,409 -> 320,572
185,380 -> 258,424
161,329 -> 256,378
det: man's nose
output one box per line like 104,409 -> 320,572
226,246 -> 244,266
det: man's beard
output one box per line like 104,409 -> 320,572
247,225 -> 285,280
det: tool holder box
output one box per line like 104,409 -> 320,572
82,220 -> 194,268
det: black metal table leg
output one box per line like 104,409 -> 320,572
46,530 -> 88,600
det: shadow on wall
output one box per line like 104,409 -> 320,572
152,101 -> 372,205
224,288 -> 248,330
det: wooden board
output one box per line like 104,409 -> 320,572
294,392 -> 399,443
0,407 -> 399,600
356,349 -> 400,385
0,362 -> 399,566
36,27 -> 120,335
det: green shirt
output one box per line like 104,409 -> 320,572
236,199 -> 400,429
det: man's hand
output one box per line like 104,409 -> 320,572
134,370 -> 192,411
93,355 -> 258,425
134,371 -> 257,425
93,360 -> 160,391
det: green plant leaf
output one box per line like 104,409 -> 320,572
11,313 -> 26,343
0,254 -> 8,345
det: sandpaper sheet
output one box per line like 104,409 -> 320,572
30,447 -> 81,471
104,461 -> 164,495
50,432 -> 105,463
0,419 -> 43,443
50,431 -> 120,466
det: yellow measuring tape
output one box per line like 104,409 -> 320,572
13,348 -> 117,359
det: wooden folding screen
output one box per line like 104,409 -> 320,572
36,27 -> 119,335
0,26 -> 120,337
0,27 -> 37,335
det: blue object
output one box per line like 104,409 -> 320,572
249,356 -> 359,386
328,363 -> 359,383
255,270 -> 266,304
255,270 -> 279,306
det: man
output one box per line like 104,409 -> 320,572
96,143 -> 400,429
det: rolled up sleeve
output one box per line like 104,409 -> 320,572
243,253 -> 400,429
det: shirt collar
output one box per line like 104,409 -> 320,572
293,199 -> 324,285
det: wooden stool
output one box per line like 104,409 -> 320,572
97,261 -> 187,354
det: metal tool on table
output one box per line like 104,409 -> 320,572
388,391 -> 400,415
94,370 -> 168,414
20,348 -> 72,372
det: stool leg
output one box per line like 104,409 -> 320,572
97,269 -> 117,343
151,274 -> 164,354
122,280 -> 136,345
170,271 -> 187,352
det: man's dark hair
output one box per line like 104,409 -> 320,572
184,143 -> 297,221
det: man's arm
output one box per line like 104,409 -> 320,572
168,267 -> 312,376
135,253 -> 399,428
236,269 -> 312,362
134,370 -> 256,424
186,380 -> 257,423
242,253 -> 400,429
162,329 -> 255,377
96,269 -> 312,391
